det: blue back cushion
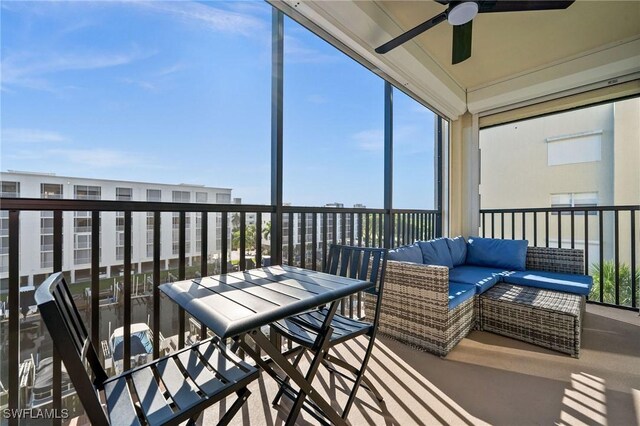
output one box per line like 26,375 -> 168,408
465,237 -> 528,271
446,236 -> 467,266
418,239 -> 454,268
387,244 -> 423,264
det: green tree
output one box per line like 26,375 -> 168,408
232,224 -> 256,252
589,261 -> 639,306
262,221 -> 271,240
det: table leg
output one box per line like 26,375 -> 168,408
239,301 -> 347,426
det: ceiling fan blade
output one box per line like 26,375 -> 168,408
479,1 -> 575,13
452,20 -> 472,64
375,11 -> 447,54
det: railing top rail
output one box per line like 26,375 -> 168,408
0,198 -> 275,213
0,198 -> 441,215
480,205 -> 639,214
282,206 -> 386,214
391,209 -> 439,214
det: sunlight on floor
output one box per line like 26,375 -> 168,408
632,388 -> 640,426
558,373 -> 607,426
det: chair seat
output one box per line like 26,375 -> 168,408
272,307 -> 373,348
102,337 -> 258,426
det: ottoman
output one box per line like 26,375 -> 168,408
479,283 -> 583,357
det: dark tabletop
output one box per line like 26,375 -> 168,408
159,265 -> 372,339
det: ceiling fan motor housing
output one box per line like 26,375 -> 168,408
447,1 -> 479,26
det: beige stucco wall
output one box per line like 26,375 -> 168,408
476,99 -> 639,265
613,98 -> 640,206
479,103 -> 615,209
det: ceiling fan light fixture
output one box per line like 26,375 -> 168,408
447,2 -> 478,26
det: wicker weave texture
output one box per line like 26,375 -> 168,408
526,246 -> 584,275
480,283 -> 582,357
366,261 -> 475,357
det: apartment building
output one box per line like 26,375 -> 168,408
480,98 -> 640,263
0,171 -> 232,287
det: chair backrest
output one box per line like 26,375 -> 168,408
35,272 -> 109,425
325,245 -> 388,324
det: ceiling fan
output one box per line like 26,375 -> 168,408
375,1 -> 575,64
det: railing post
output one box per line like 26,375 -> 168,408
8,210 -> 19,425
52,210 -> 63,425
383,81 -> 393,249
270,8 -> 284,265
124,210 -> 133,367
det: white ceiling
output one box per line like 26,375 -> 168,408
276,0 -> 640,119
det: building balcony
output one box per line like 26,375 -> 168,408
0,198 -> 638,425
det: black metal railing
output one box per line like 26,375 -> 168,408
0,197 -> 438,423
480,205 -> 639,311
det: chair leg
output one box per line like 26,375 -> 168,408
272,347 -> 306,406
186,413 -> 201,426
324,354 -> 384,403
217,388 -> 251,426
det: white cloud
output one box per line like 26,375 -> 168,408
132,1 -> 267,37
157,63 -> 186,77
120,77 -> 158,92
2,49 -> 153,91
307,94 -> 328,104
353,129 -> 384,151
2,128 -> 68,144
284,36 -> 339,64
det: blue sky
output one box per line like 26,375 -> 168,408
1,1 -> 435,209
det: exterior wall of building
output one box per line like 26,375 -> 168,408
479,98 -> 639,265
0,172 -> 231,286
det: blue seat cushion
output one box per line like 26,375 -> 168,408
466,237 -> 528,271
418,239 -> 454,268
449,265 -> 513,294
502,270 -> 593,296
448,282 -> 476,310
446,236 -> 467,266
387,243 -> 423,264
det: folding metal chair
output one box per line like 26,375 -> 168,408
35,272 -> 258,426
270,244 -> 388,421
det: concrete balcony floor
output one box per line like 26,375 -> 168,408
203,304 -> 640,425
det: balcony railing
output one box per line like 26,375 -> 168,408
480,205 -> 639,310
0,197 -> 439,423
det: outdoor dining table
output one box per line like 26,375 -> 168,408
159,264 -> 373,425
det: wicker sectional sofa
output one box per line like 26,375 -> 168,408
365,238 -> 592,357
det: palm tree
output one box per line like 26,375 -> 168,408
262,221 -> 271,240
590,261 -> 639,306
231,213 -> 240,230
232,224 -> 256,252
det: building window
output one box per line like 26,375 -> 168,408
550,192 -> 598,214
41,183 -> 62,199
547,130 -> 602,166
1,181 -> 20,198
74,185 -> 101,200
39,184 -> 63,268
116,187 -> 133,200
172,191 -> 191,255
116,188 -> 133,260
216,193 -> 231,204
0,213 -> 8,272
172,191 -> 190,203
147,189 -> 161,202
146,190 -> 162,258
196,192 -> 208,203
74,186 -> 100,264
